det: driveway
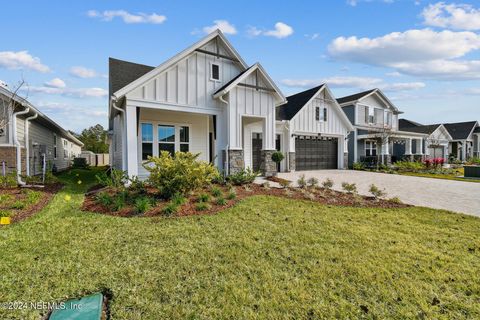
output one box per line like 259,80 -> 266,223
278,170 -> 480,217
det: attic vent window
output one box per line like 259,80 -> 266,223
211,63 -> 220,81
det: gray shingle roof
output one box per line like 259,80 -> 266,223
336,89 -> 376,105
443,121 -> 478,140
276,84 -> 325,121
109,57 -> 155,98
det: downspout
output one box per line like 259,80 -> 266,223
284,120 -> 290,172
12,106 -> 30,185
218,94 -> 229,175
112,97 -> 127,172
25,111 -> 38,176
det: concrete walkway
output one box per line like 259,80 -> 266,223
278,170 -> 480,217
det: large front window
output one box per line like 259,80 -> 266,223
179,126 -> 189,152
141,123 -> 153,160
365,140 -> 377,157
158,125 -> 175,156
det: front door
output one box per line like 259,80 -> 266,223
252,133 -> 262,172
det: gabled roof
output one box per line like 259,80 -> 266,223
275,84 -> 354,131
443,121 -> 479,140
276,84 -> 325,120
337,88 -> 402,114
212,63 -> 286,104
399,118 -> 423,128
112,29 -> 248,99
400,124 -> 442,135
336,89 -> 376,105
109,58 -> 154,98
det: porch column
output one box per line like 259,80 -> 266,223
416,138 -> 423,154
381,137 -> 389,155
405,138 -> 412,154
125,105 -> 138,178
424,140 -> 430,157
444,145 -> 449,161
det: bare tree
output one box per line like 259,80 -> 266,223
368,125 -> 398,166
0,79 -> 29,137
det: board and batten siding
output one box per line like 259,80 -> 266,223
128,39 -> 242,112
227,72 -> 276,150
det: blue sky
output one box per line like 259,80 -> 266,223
0,0 -> 479,132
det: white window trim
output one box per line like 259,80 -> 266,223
63,139 -> 68,159
209,62 -> 221,82
365,140 -> 377,157
141,122 -> 154,160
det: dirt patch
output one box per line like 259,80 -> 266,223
82,183 -> 410,219
0,183 -> 63,225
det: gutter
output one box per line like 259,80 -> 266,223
111,97 -> 127,172
12,106 -> 30,185
25,110 -> 38,176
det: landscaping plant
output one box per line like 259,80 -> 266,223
210,186 -> 222,197
197,193 -> 211,203
307,177 -> 319,188
195,202 -> 211,211
321,178 -> 334,190
369,184 -> 387,199
216,197 -> 227,205
0,172 -> 17,188
145,151 -> 219,199
342,182 -> 357,194
297,174 -> 307,188
226,188 -> 237,200
96,168 -> 128,189
227,168 -> 258,185
134,196 -> 153,214
162,201 -> 179,216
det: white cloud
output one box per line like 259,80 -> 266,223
29,86 -> 107,98
280,76 -> 425,92
70,66 -> 98,78
44,78 -> 66,88
386,71 -> 402,77
0,51 -> 50,73
264,22 -> 294,39
328,29 -> 480,79
305,33 -> 320,40
248,22 -> 294,39
202,20 -> 237,35
422,2 -> 480,30
88,10 -> 166,24
347,0 -> 397,6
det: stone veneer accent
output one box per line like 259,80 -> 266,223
260,150 -> 277,177
0,146 -> 26,175
227,149 -> 244,175
288,152 -> 296,172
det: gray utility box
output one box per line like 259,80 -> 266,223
464,165 -> 480,178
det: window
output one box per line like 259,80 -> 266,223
323,107 -> 328,122
365,140 -> 377,157
53,134 -> 57,159
366,107 -> 375,124
315,107 -> 320,121
179,126 -> 189,152
210,63 -> 220,81
141,123 -> 153,160
384,111 -> 392,126
158,125 -> 175,156
63,140 -> 68,158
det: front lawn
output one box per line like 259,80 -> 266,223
398,167 -> 480,182
0,168 -> 479,319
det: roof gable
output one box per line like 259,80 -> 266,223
337,88 -> 401,114
109,58 -> 154,98
112,29 -> 248,99
444,121 -> 479,140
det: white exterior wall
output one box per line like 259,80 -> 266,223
137,108 -> 210,178
355,94 -> 398,130
227,73 -> 276,150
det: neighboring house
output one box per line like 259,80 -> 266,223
399,119 -> 452,161
275,84 -> 354,171
442,121 -> 479,161
338,88 -> 428,167
109,30 -> 286,179
0,86 -> 83,179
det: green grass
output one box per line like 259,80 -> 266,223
0,168 -> 479,319
398,167 -> 480,183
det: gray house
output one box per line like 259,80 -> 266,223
442,121 -> 479,161
338,88 -> 427,167
0,85 -> 83,183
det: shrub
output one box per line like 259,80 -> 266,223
162,202 -> 179,216
0,172 -> 17,188
210,186 -> 222,197
352,162 -> 365,170
322,178 -> 334,190
195,202 -> 211,211
227,168 -> 258,185
216,197 -> 227,205
226,188 -> 236,200
467,157 -> 480,165
297,174 -> 307,188
307,177 -> 319,188
394,161 -> 425,172
129,176 -> 147,194
171,193 -> 187,206
44,172 -> 60,185
134,196 -> 153,214
96,169 -> 128,189
197,193 -> 210,203
271,151 -> 284,164
369,184 -> 386,199
145,151 -> 219,199
262,182 -> 271,189
0,210 -> 11,217
95,192 -> 113,207
10,200 -> 26,210
389,197 -> 402,204
72,157 -> 88,169
278,179 -> 291,189
112,194 -> 127,211
342,182 -> 357,194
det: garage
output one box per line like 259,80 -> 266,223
295,136 -> 338,170
428,146 -> 444,158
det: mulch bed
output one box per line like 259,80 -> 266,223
0,183 -> 63,224
82,183 -> 410,219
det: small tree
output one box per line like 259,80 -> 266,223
271,151 -> 284,175
78,124 -> 109,153
322,178 -> 334,190
369,184 -> 386,199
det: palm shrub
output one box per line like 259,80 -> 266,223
144,151 -> 219,199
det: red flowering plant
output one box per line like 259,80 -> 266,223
424,158 -> 433,169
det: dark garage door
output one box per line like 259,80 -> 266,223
295,136 -> 338,170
